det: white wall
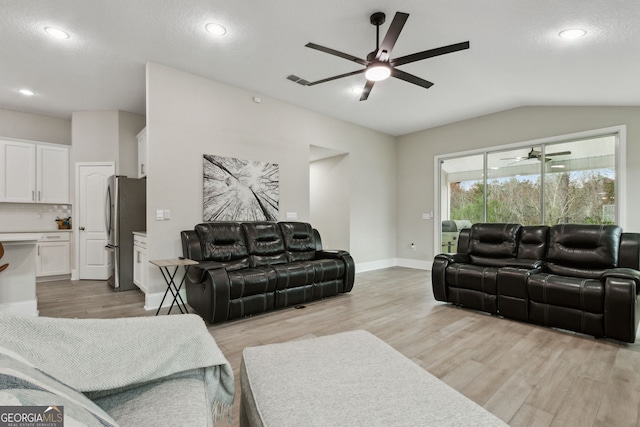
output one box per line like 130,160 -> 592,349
70,110 -> 145,276
118,111 -> 146,177
310,154 -> 350,250
145,62 -> 396,293
0,108 -> 71,145
396,106 -> 640,264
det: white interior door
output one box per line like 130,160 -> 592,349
77,163 -> 114,279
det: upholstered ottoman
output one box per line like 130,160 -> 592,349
239,330 -> 507,427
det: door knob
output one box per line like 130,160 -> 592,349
79,227 -> 85,231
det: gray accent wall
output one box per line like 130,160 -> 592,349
396,106 -> 640,264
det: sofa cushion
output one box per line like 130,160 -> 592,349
546,224 -> 622,278
0,352 -> 118,427
279,222 -> 316,262
517,226 -> 549,260
528,273 -> 604,313
242,222 -> 287,267
195,222 -> 248,262
228,268 -> 278,299
93,370 -> 210,427
469,223 -> 521,265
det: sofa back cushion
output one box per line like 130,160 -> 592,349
195,223 -> 249,268
241,222 -> 287,267
546,224 -> 622,278
469,223 -> 521,266
279,222 -> 316,262
517,226 -> 549,260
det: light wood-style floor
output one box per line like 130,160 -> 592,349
37,267 -> 640,427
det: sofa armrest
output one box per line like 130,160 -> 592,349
603,268 -> 640,343
601,268 -> 640,290
186,260 -> 226,284
434,253 -> 471,264
316,250 -> 355,293
185,264 -> 231,324
431,254 -> 467,302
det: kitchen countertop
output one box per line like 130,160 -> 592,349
0,229 -> 72,233
0,233 -> 43,243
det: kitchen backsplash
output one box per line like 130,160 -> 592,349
0,203 -> 72,232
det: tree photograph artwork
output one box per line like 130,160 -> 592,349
203,154 -> 279,221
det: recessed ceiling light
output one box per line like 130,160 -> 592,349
44,26 -> 70,39
205,23 -> 227,36
18,89 -> 36,96
558,28 -> 587,40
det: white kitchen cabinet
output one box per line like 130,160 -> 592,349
0,140 -> 36,203
137,127 -> 147,178
0,138 -> 70,204
133,232 -> 148,292
37,144 -> 70,203
36,232 -> 71,277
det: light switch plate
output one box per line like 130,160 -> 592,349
156,209 -> 164,220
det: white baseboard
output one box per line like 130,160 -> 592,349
0,299 -> 38,316
144,289 -> 187,311
355,258 -> 433,273
36,274 -> 72,283
395,258 -> 433,270
355,259 -> 397,273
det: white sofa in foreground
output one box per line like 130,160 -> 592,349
0,313 -> 234,426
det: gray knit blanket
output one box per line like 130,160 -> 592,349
0,313 -> 234,426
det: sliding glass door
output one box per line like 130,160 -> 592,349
439,134 -> 617,253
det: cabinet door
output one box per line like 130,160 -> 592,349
0,140 -> 36,202
36,241 -> 71,277
37,145 -> 70,203
133,244 -> 148,292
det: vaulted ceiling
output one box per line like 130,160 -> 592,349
1,1 -> 639,136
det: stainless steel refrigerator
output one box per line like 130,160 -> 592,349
105,175 -> 146,291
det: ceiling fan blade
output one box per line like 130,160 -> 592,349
547,151 -> 572,156
390,41 -> 470,67
306,43 -> 368,66
376,12 -> 409,61
359,80 -> 375,101
391,68 -> 434,89
305,69 -> 366,86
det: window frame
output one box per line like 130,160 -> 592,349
433,125 -> 627,255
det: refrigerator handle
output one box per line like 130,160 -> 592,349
105,185 -> 112,238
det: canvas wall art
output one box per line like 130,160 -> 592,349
203,154 -> 279,221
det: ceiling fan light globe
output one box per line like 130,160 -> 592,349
365,64 -> 391,81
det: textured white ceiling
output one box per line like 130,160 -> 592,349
1,1 -> 639,136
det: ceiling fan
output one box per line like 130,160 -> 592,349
503,148 -> 572,164
287,11 -> 470,101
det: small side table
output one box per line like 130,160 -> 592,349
150,258 -> 198,316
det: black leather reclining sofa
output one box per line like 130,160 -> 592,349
181,221 -> 355,324
432,223 -> 640,342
